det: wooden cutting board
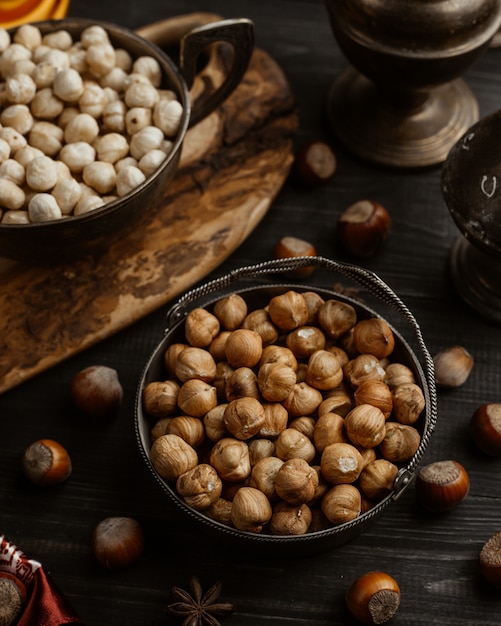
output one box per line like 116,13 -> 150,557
0,14 -> 298,394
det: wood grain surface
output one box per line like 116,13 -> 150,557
0,25 -> 298,393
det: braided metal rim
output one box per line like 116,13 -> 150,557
138,255 -> 439,547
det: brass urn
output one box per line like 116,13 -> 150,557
325,0 -> 501,168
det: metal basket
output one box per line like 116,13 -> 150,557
134,256 -> 438,555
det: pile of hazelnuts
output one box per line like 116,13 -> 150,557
143,288 -> 428,536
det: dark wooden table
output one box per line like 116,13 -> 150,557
2,1 -> 501,625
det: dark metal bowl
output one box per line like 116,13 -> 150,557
134,257 -> 438,556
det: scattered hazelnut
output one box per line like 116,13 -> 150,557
248,438 -> 276,464
293,139 -> 336,187
174,347 -> 217,383
433,345 -> 474,388
0,573 -> 26,626
225,366 -> 260,401
470,403 -> 501,456
92,516 -> 144,570
337,199 -> 391,258
275,427 -> 316,462
22,438 -> 72,486
313,412 -> 348,453
184,308 -> 220,347
479,531 -> 501,589
165,416 -> 205,448
273,236 -> 317,277
242,309 -> 279,346
345,571 -> 400,625
415,459 -> 470,512
257,362 -> 296,402
70,364 -> 123,418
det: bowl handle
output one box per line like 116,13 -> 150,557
136,13 -> 255,128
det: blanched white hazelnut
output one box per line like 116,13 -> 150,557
14,145 -> 43,168
81,25 -> 110,48
1,103 -> 33,135
0,43 -> 32,78
64,112 -> 99,144
52,177 -> 82,214
0,138 -> 10,162
85,43 -> 116,78
1,209 -> 29,223
0,178 -> 25,209
0,126 -> 26,153
132,55 -> 162,87
114,47 -> 132,71
14,24 -> 42,50
32,61 -> 58,89
42,29 -> 73,50
29,121 -> 63,156
94,132 -> 129,163
115,165 -> 146,196
53,68 -> 84,102
0,158 -> 24,185
153,98 -> 183,136
30,87 -> 64,119
102,99 -> 126,132
83,161 -> 117,195
26,155 -> 58,191
74,193 -> 105,215
59,141 -> 96,172
125,106 -> 152,135
5,73 -> 37,104
125,80 -> 159,109
139,149 -> 166,176
40,48 -> 70,72
0,28 -> 11,53
129,125 -> 164,160
78,81 -> 106,117
28,193 -> 62,222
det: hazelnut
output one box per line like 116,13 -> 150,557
230,486 -> 272,533
176,463 -> 223,510
337,199 -> 391,258
321,483 -> 361,524
270,501 -> 313,535
22,438 -> 72,486
273,236 -> 317,278
209,437 -> 251,482
274,458 -> 319,505
415,459 -> 470,512
223,397 -> 266,440
344,404 -> 386,449
433,345 -> 474,388
142,380 -> 180,418
165,416 -> 205,448
250,456 -> 284,500
293,139 -> 336,187
359,459 -> 398,500
275,428 -> 316,463
479,531 -> 501,589
353,318 -> 395,359
289,416 -> 316,440
354,379 -> 393,419
150,434 -> 198,481
257,362 -> 296,402
259,345 -> 298,370
184,308 -> 220,347
318,299 -> 357,340
384,362 -> 415,389
326,345 -> 350,368
224,328 -> 263,368
203,403 -> 230,442
286,325 -> 326,359
150,417 -> 173,441
379,422 -> 421,463
470,403 -> 501,456
163,343 -> 187,376
391,382 -> 425,425
282,381 -> 323,417
318,386 -> 353,417
320,442 -> 364,484
225,366 -> 260,401
242,309 -> 279,346
305,349 -> 343,390
204,498 -> 233,526
92,517 -> 144,570
213,293 -> 248,330
213,361 -> 234,400
174,347 -> 216,383
208,331 -> 231,362
267,290 -> 309,330
70,364 -> 123,418
345,571 -> 400,625
248,438 -> 276,464
313,412 -> 348,453
177,379 -> 218,417
301,290 -> 325,324
343,354 -> 386,389
258,402 -> 289,438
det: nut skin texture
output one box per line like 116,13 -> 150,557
22,438 -> 72,486
433,345 -> 474,388
321,483 -> 361,524
92,517 -> 144,570
337,199 -> 391,258
345,571 -> 401,625
71,365 -> 123,419
353,318 -> 395,360
293,139 -> 336,187
415,460 -> 470,513
150,434 -> 198,481
230,486 -> 272,533
479,531 -> 501,589
470,403 -> 501,456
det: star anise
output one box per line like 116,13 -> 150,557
167,576 -> 235,626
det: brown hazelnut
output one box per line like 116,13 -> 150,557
391,382 -> 425,425
176,463 -> 223,510
379,422 -> 421,463
224,328 -> 263,368
313,412 -> 348,453
337,199 -> 391,258
164,343 -> 187,376
257,362 -> 296,402
384,362 -> 415,389
301,290 -> 326,324
213,361 -> 234,400
204,498 -> 233,526
267,290 -> 309,331
203,403 -> 230,442
354,379 -> 393,419
318,299 -> 357,340
321,483 -> 361,524
241,308 -> 279,346
184,308 -> 220,347
258,402 -> 289,438
282,381 -> 323,417
150,417 -> 173,441
209,437 -> 251,482
230,486 -> 272,533
286,325 -> 326,359
270,501 -> 313,535
343,354 -> 386,389
433,345 -> 474,388
318,385 -> 353,417
345,571 -> 400,625
326,345 -> 350,367
353,318 -> 395,359
359,459 -> 398,500
22,438 -> 72,486
249,456 -> 284,500
213,293 -> 248,330
248,438 -> 276,465
150,434 -> 198,481
142,380 -> 180,418
415,459 -> 470,512
259,345 -> 298,370
320,442 -> 364,484
305,349 -> 343,390
470,403 -> 501,456
225,366 -> 260,401
174,346 -> 217,383
289,416 -> 316,440
273,236 -> 317,278
71,364 -> 123,418
274,458 -> 319,505
344,404 -> 386,449
208,331 -> 232,362
165,416 -> 205,448
177,379 -> 218,417
92,517 -> 144,570
275,427 -> 316,463
293,139 -> 336,187
479,531 -> 501,589
223,397 -> 266,440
